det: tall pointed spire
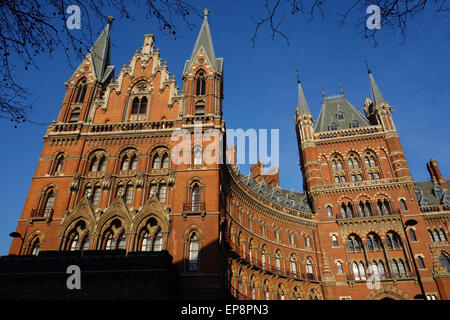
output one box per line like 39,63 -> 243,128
296,71 -> 310,115
88,16 -> 114,82
365,61 -> 386,106
183,8 -> 222,73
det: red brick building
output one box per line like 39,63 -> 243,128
6,10 -> 450,300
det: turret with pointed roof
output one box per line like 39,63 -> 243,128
183,8 -> 223,74
295,71 -> 311,116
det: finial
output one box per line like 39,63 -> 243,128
203,8 -> 210,18
364,60 -> 371,74
107,16 -> 114,25
340,84 -> 344,95
296,70 -> 301,84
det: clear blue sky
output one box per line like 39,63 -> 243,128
1,1 -> 449,255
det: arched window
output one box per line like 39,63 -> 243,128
189,233 -> 200,272
69,234 -> 80,251
90,156 -> 99,172
275,251 -> 281,271
84,185 -> 92,199
162,153 -> 169,169
336,261 -> 343,273
130,154 -> 138,170
74,78 -> 87,103
105,232 -> 115,250
346,203 -> 354,218
439,253 -> 450,272
261,246 -> 266,270
306,258 -> 314,279
98,155 -> 107,172
327,205 -> 333,217
139,97 -> 148,115
153,231 -> 163,251
30,238 -> 40,256
92,185 -> 101,206
158,183 -> 167,203
141,231 -> 152,251
332,235 -> 338,247
433,229 -> 440,242
193,147 -> 202,165
417,256 -> 425,269
329,122 -> 338,131
383,199 -> 391,215
264,281 -> 270,300
195,71 -> 206,96
358,262 -> 367,280
378,261 -> 387,278
348,238 -> 355,252
250,277 -> 256,300
116,184 -> 125,198
117,231 -> 126,250
409,229 -> 417,241
398,259 -> 407,277
391,259 -> 400,277
386,236 -> 393,250
195,101 -> 205,115
290,254 -> 297,276
370,261 -> 378,276
131,97 -> 140,115
81,233 -> 90,251
367,237 -> 374,251
352,262 -> 360,280
400,199 -> 407,211
121,155 -> 130,171
125,184 -> 134,204
439,229 -> 447,242
54,155 -> 64,174
191,184 -> 201,211
152,154 -> 161,169
42,190 -> 55,217
365,201 -> 372,216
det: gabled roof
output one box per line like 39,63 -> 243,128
314,94 -> 371,133
183,8 -> 223,74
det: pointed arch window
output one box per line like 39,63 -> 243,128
400,199 -> 407,211
30,238 -> 40,256
42,190 -> 55,217
194,147 -> 202,165
306,258 -> 314,279
153,154 -> 161,169
327,205 -> 333,217
153,231 -> 163,251
290,254 -> 297,276
162,153 -> 169,169
121,155 -> 130,171
81,233 -> 90,251
74,78 -> 87,103
54,155 -> 65,174
92,185 -> 101,206
358,262 -> 367,280
195,71 -> 206,96
261,246 -> 267,270
130,154 -> 138,170
332,235 -> 339,247
439,253 -> 450,272
391,259 -> 400,277
337,261 -> 343,273
125,184 -> 134,204
439,229 -> 447,241
188,232 -> 200,272
378,261 -> 387,278
105,232 -> 115,250
158,183 -> 167,203
352,262 -> 360,280
90,156 -> 99,172
70,234 -> 80,251
130,96 -> 148,121
191,184 -> 201,211
141,231 -> 152,251
98,155 -> 107,172
275,251 -> 281,271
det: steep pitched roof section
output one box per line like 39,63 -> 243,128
88,17 -> 114,82
368,70 -> 386,106
314,94 -> 371,133
296,73 -> 310,115
183,8 -> 223,74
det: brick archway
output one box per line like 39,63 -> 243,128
365,285 -> 413,300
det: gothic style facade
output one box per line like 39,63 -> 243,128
5,10 -> 450,300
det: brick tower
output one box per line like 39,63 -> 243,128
7,10 -> 226,299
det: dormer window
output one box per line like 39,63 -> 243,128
329,122 -> 338,130
350,120 -> 360,128
336,111 -> 344,120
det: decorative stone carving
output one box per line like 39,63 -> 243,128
101,173 -> 112,190
69,173 -> 81,192
136,171 -> 145,189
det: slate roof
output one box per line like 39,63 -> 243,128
231,166 -> 313,213
369,71 -> 386,106
296,78 -> 310,115
183,9 -> 223,74
414,180 -> 450,206
88,18 -> 114,82
315,95 -> 372,133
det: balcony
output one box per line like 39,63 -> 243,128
30,208 -> 54,222
182,202 -> 206,218
336,209 -> 401,221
